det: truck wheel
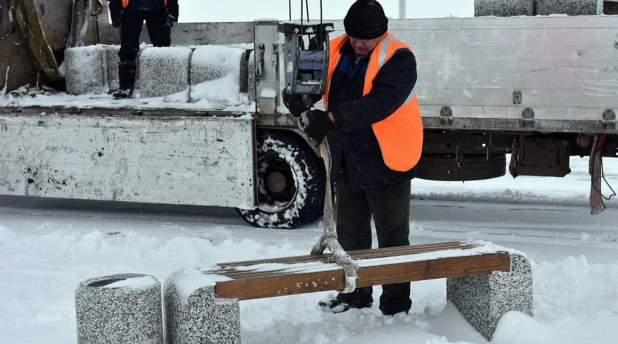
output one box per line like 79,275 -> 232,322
236,129 -> 325,229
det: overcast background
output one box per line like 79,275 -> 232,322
177,0 -> 475,22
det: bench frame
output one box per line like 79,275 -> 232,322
163,241 -> 533,344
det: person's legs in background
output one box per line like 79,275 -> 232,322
115,10 -> 144,99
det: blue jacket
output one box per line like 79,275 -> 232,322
326,40 -> 418,190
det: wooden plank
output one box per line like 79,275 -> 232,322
216,241 -> 475,268
215,252 -> 510,301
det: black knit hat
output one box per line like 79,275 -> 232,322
344,0 -> 388,39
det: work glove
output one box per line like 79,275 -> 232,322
281,89 -> 312,118
299,109 -> 335,144
165,8 -> 178,28
112,20 -> 122,29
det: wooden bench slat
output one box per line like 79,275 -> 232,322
215,252 -> 510,300
216,241 -> 476,270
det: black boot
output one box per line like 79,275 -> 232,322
113,88 -> 133,99
114,61 -> 137,99
318,298 -> 372,314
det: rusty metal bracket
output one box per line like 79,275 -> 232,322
522,108 -> 535,128
602,109 -> 616,130
440,106 -> 453,126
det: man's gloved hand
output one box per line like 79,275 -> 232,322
165,8 -> 178,28
112,20 -> 122,29
281,89 -> 311,118
299,109 -> 335,144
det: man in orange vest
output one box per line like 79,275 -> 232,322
109,0 -> 179,99
283,0 -> 424,316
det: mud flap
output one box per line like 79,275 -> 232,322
589,134 -> 612,215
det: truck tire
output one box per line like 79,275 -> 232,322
236,129 -> 325,229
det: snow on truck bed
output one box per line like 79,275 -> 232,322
0,44 -> 256,112
0,85 -> 255,112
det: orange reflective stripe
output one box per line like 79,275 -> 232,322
323,34 -> 347,109
121,0 -> 129,8
324,32 -> 424,172
163,0 -> 168,6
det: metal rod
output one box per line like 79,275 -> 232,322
399,0 -> 406,19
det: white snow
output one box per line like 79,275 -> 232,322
172,269 -> 231,302
0,85 -> 255,112
101,275 -> 157,289
1,156 -> 617,343
1,66 -> 9,96
260,87 -> 277,98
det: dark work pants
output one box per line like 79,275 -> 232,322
118,10 -> 171,90
334,168 -> 412,315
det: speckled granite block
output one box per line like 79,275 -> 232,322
189,45 -> 248,103
474,0 -> 534,17
248,50 -> 256,101
65,45 -> 108,95
139,47 -> 192,99
447,254 -> 533,341
239,50 -> 250,94
164,269 -> 241,344
191,45 -> 247,85
104,45 -> 121,92
75,273 -> 164,344
536,0 -> 601,15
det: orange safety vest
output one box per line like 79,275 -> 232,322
324,33 -> 424,172
121,0 -> 168,8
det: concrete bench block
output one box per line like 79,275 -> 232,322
164,269 -> 241,344
447,253 -> 533,341
75,273 -> 164,344
104,45 -> 121,92
189,45 -> 248,104
536,0 -> 601,15
140,47 -> 192,99
65,45 -> 108,95
248,50 -> 256,102
474,0 -> 534,17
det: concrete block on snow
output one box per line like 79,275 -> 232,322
537,0 -> 601,15
447,254 -> 533,341
104,45 -> 121,92
75,273 -> 164,344
139,47 -> 192,99
248,50 -> 256,102
65,45 -> 108,95
474,0 -> 534,17
189,45 -> 248,104
164,269 -> 241,344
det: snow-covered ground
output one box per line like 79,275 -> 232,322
1,156 -> 618,344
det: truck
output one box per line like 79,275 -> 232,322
1,0 -> 617,229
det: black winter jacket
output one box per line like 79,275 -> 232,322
327,40 -> 419,190
109,0 -> 179,23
